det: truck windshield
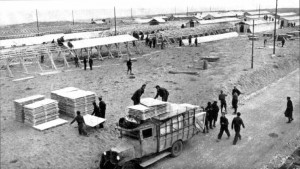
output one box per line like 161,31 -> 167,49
121,130 -> 140,140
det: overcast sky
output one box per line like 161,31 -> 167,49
0,0 -> 299,25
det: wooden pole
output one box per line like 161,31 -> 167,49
273,0 -> 278,55
251,20 -> 254,69
72,10 -> 74,25
36,9 -> 39,35
259,4 -> 260,18
114,6 -> 117,36
131,8 -> 132,19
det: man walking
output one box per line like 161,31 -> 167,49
89,57 -> 93,70
98,97 -> 106,128
232,86 -> 242,114
219,90 -> 227,113
127,58 -> 132,74
131,84 -> 146,105
83,57 -> 87,70
282,38 -> 286,47
154,85 -> 169,102
70,111 -> 88,136
211,101 -> 219,127
74,56 -> 79,68
217,112 -> 230,140
285,97 -> 293,123
231,112 -> 245,145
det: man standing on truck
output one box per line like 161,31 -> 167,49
99,97 -> 106,128
217,112 -> 230,140
231,112 -> 245,145
70,111 -> 88,136
131,84 -> 146,105
219,90 -> 227,113
154,85 -> 169,101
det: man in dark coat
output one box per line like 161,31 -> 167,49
131,84 -> 146,105
83,57 -> 87,70
282,38 -> 286,47
217,112 -> 230,140
70,111 -> 88,136
74,56 -> 79,67
219,90 -> 227,113
232,112 -> 245,145
152,37 -> 156,48
98,97 -> 106,128
204,102 -> 213,132
88,57 -> 93,70
285,97 -> 293,123
232,86 -> 242,114
211,101 -> 219,127
154,85 -> 169,101
188,35 -> 192,46
149,39 -> 152,48
91,102 -> 101,128
194,36 -> 198,47
179,37 -> 183,47
145,35 -> 149,46
127,58 -> 132,74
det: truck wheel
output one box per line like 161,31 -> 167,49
171,140 -> 183,157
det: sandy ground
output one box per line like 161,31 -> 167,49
0,27 -> 299,169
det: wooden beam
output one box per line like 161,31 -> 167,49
105,45 -> 114,58
96,46 -> 103,60
17,52 -> 28,74
47,50 -> 57,70
35,54 -> 43,71
59,51 -> 69,68
6,58 -> 13,77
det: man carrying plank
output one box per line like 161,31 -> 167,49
131,84 -> 146,105
154,85 -> 169,102
70,111 -> 88,136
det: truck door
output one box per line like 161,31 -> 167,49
140,127 -> 157,156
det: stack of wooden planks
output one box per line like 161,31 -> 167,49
14,95 -> 45,122
23,99 -> 59,126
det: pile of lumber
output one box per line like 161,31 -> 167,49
127,98 -> 167,120
24,99 -> 59,126
14,95 -> 45,122
51,87 -> 96,117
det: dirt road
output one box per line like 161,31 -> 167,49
149,69 -> 300,169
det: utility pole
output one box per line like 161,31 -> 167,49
114,6 -> 117,36
259,4 -> 260,18
131,8 -> 132,19
251,20 -> 255,69
175,7 -> 176,15
72,10 -> 74,25
36,9 -> 39,35
187,6 -> 188,16
273,0 -> 278,54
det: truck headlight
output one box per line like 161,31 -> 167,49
103,152 -> 106,156
116,156 -> 120,160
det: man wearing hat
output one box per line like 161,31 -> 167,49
231,112 -> 245,145
217,112 -> 230,140
154,85 -> 169,102
285,97 -> 293,123
98,96 -> 106,128
131,84 -> 146,105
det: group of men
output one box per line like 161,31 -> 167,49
70,97 -> 106,136
203,86 -> 246,145
131,84 -> 169,105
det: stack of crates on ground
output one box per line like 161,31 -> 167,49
127,98 -> 167,121
14,95 -> 45,123
51,87 -> 96,117
23,99 -> 59,126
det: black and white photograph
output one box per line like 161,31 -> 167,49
0,0 -> 299,168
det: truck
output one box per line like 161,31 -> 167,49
99,103 -> 206,169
